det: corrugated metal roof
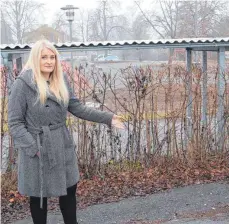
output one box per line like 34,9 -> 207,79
1,37 -> 229,53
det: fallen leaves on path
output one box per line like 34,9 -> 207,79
1,155 -> 229,223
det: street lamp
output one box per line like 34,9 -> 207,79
61,5 -> 79,92
61,5 -> 79,42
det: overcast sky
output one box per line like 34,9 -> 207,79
41,0 -> 97,24
39,0 -> 141,24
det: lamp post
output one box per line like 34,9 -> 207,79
61,5 -> 79,92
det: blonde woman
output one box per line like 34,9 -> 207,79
8,39 -> 124,224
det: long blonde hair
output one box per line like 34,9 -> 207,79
24,39 -> 69,105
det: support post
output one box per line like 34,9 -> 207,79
201,51 -> 208,128
186,49 -> 193,143
1,53 -> 15,171
1,53 -> 15,93
217,47 -> 226,150
69,20 -> 74,94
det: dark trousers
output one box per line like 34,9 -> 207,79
30,184 -> 78,224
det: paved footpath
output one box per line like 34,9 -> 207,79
13,181 -> 229,224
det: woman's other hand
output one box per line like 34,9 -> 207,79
36,151 -> 40,158
111,115 -> 125,129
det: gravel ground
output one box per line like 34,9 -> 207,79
12,181 -> 229,224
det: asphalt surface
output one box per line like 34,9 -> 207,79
13,181 -> 229,224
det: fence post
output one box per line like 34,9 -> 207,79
185,48 -> 193,145
202,51 -> 208,128
217,47 -> 226,151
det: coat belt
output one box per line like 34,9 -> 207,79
27,121 -> 66,208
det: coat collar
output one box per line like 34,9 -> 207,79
18,69 -> 63,106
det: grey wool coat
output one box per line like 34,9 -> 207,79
8,69 -> 113,202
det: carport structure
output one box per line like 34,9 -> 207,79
1,37 -> 229,149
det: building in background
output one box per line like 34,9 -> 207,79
23,24 -> 69,43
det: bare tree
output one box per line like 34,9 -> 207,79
213,15 -> 229,37
88,0 -> 127,41
1,0 -> 45,44
135,0 -> 181,39
127,14 -> 151,61
130,14 -> 150,40
135,0 -> 181,63
76,9 -> 91,42
178,0 -> 228,38
1,11 -> 14,44
52,12 -> 68,33
51,11 -> 71,42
